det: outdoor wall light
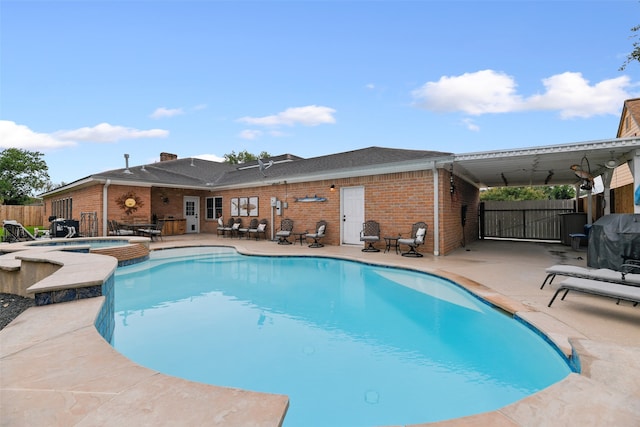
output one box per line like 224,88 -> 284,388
330,184 -> 336,192
449,165 -> 455,194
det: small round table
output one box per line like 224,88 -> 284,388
292,232 -> 308,246
384,236 -> 401,254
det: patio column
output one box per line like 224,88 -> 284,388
633,149 -> 640,214
103,179 -> 111,236
601,169 -> 613,215
432,164 -> 440,256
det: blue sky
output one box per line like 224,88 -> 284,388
1,0 -> 639,185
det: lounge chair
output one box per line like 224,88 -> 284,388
306,220 -> 327,248
248,219 -> 268,240
541,263 -> 640,289
398,222 -> 427,257
547,277 -> 640,308
2,220 -> 36,243
360,220 -> 381,252
240,218 -> 259,239
276,218 -> 294,245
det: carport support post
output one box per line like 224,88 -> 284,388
634,149 -> 640,214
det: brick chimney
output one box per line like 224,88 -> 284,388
160,152 -> 178,162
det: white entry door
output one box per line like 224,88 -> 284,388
184,196 -> 200,233
341,186 -> 364,245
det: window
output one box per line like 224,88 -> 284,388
51,197 -> 73,219
206,196 -> 223,220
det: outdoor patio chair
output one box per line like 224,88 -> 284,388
360,220 -> 381,252
221,217 -> 235,238
547,277 -> 640,308
240,218 -> 259,239
230,218 -> 243,238
216,217 -> 225,237
2,220 -> 36,243
306,220 -> 327,248
248,219 -> 268,240
109,220 -> 135,236
540,262 -> 640,289
398,222 -> 427,257
138,220 -> 164,241
276,218 -> 294,244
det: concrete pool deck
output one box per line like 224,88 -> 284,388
1,235 -> 639,426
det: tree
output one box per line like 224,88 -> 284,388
224,150 -> 271,164
480,185 -> 575,201
620,24 -> 640,70
0,148 -> 50,205
543,185 -> 575,200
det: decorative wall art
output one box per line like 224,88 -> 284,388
230,198 -> 239,216
239,197 -> 249,216
294,195 -> 327,202
116,191 -> 144,215
249,196 -> 259,216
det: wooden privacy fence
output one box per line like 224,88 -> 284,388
0,205 -> 45,227
480,200 -> 576,240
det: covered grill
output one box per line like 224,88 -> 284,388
587,214 -> 640,270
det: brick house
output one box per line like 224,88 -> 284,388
41,147 -> 477,255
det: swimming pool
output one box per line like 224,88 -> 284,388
26,237 -> 131,249
112,247 -> 572,427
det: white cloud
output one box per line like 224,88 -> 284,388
526,72 -> 630,118
412,70 -> 636,119
54,122 -> 169,142
412,70 -> 524,115
239,129 -> 263,140
460,118 -> 480,132
193,153 -> 225,162
0,120 -> 75,149
150,107 -> 185,119
366,83 -> 375,90
238,105 -> 336,127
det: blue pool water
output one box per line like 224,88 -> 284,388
28,239 -> 130,249
112,247 -> 571,427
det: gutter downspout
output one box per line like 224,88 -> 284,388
103,179 -> 111,236
432,164 -> 440,256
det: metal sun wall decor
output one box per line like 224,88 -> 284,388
116,191 -> 144,215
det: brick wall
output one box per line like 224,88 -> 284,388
42,168 -> 479,254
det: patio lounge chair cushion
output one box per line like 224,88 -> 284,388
548,277 -> 640,307
541,264 -> 640,289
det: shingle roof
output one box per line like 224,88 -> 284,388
50,146 -> 453,193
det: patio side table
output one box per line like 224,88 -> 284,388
384,236 -> 401,254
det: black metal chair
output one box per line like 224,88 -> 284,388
240,218 -> 259,239
221,217 -> 235,238
230,218 -> 243,238
360,220 -> 381,252
398,222 -> 427,257
250,219 -> 268,240
276,218 -> 294,244
216,217 -> 226,237
306,220 -> 327,248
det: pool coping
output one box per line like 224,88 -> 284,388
1,240 -> 639,426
